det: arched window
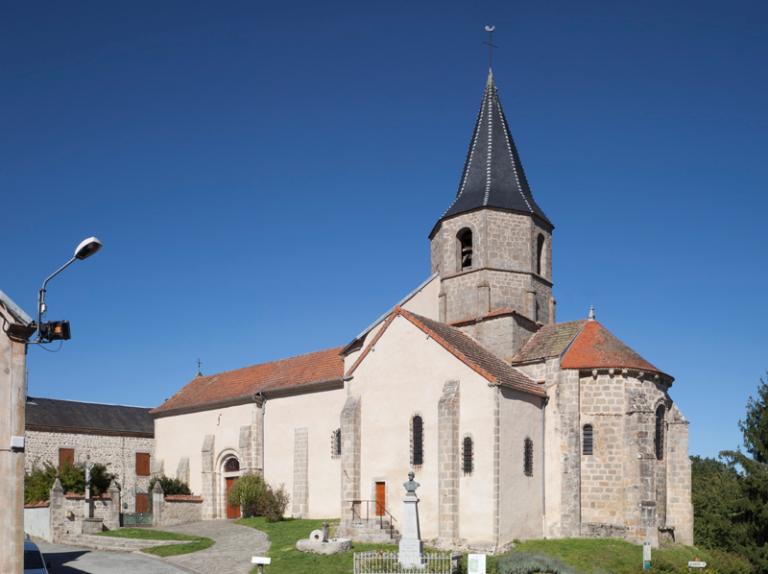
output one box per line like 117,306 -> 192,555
457,228 -> 473,271
411,415 -> 424,466
224,457 -> 240,472
655,405 -> 665,460
536,234 -> 546,276
331,428 -> 342,458
524,438 -> 534,477
583,424 -> 594,455
462,436 -> 474,475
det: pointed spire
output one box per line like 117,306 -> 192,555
431,72 -> 552,237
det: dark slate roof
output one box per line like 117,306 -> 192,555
511,320 -> 587,364
400,310 -> 545,397
430,70 -> 552,238
26,397 -> 154,437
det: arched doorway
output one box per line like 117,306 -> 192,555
221,455 -> 241,519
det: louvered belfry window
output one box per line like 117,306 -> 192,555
583,424 -> 594,455
411,415 -> 424,466
524,438 -> 534,477
462,436 -> 474,475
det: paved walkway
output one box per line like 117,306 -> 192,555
151,520 -> 269,574
37,541 -> 189,574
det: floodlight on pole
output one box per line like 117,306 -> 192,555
36,236 -> 103,342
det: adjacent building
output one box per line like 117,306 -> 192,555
25,397 -> 154,513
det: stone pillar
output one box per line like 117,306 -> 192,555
49,478 -> 66,543
105,481 -> 120,530
292,428 -> 309,518
548,297 -> 556,325
559,370 -> 581,537
340,395 -> 361,524
665,406 -> 693,544
398,472 -> 423,568
437,380 -> 460,546
439,291 -> 447,323
526,290 -> 537,322
176,457 -> 190,485
201,434 -> 216,520
152,481 -> 164,527
239,400 -> 265,475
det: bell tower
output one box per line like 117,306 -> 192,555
430,70 -> 555,337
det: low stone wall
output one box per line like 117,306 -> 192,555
49,478 -> 121,542
24,504 -> 51,542
151,482 -> 203,527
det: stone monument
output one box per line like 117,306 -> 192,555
398,471 -> 423,568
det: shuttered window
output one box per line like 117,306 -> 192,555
135,452 -> 151,476
58,448 -> 75,468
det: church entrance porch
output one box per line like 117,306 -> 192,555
219,453 -> 243,520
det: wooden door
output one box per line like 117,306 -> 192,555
58,448 -> 74,468
225,477 -> 241,519
375,482 -> 386,516
135,493 -> 149,513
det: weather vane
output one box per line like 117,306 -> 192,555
483,25 -> 497,70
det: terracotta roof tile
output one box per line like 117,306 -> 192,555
152,347 -> 344,416
560,321 -> 670,379
510,320 -> 587,364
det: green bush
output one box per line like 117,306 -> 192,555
495,552 -> 575,574
24,461 -> 114,503
226,473 -> 290,522
148,475 -> 191,496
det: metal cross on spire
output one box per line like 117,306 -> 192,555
196,358 -> 203,376
483,25 -> 497,70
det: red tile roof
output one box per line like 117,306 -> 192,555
560,321 -> 670,379
151,347 -> 344,416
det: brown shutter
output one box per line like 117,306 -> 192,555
135,452 -> 150,477
58,448 -> 75,468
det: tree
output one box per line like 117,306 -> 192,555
148,475 -> 191,496
691,456 -> 747,552
24,461 -> 114,503
720,373 -> 768,572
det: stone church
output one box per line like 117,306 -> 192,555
152,70 -> 693,549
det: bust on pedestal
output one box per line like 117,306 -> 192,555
398,471 -> 423,568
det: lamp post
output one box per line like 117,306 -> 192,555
0,236 -> 102,574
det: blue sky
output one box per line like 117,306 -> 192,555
1,1 -> 766,458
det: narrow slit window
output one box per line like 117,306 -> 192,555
331,428 -> 342,458
536,234 -> 545,276
457,228 -> 473,271
583,424 -> 594,455
462,436 -> 474,475
524,438 -> 534,477
411,415 -> 424,466
655,406 -> 665,460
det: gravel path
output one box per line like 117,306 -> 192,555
150,520 -> 269,574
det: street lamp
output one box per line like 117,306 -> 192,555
35,236 -> 103,343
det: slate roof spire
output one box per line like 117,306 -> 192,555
431,69 -> 552,237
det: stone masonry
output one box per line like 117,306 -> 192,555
339,395 -> 361,525
239,401 -> 265,475
25,429 -> 153,513
437,380 -> 460,546
292,427 -> 309,517
200,434 -> 215,519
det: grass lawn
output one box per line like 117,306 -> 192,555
97,527 -> 214,557
490,538 -> 752,574
237,517 -> 396,574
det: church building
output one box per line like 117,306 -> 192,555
151,70 -> 693,549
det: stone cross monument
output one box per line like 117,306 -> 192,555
398,471 -> 423,568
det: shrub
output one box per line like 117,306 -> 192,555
24,461 -> 113,503
226,473 -> 289,521
148,475 -> 192,496
495,552 -> 576,574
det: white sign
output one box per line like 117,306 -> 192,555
468,553 -> 486,574
643,542 -> 652,562
688,561 -> 707,569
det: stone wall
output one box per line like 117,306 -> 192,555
339,395 -> 361,526
665,404 -> 693,544
455,313 -> 538,360
25,429 -> 153,513
292,428 -> 309,518
437,380 -> 460,546
154,495 -> 203,527
47,479 -> 120,542
431,210 -> 553,328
